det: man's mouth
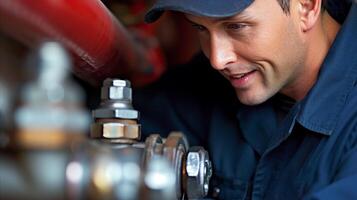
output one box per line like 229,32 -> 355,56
228,70 -> 257,88
231,70 -> 257,79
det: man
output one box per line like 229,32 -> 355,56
133,0 -> 356,199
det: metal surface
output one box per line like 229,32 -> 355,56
143,132 -> 189,199
143,156 -> 176,200
163,132 -> 189,199
144,134 -> 164,166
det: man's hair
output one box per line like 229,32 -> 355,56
277,0 -> 290,14
277,0 -> 325,14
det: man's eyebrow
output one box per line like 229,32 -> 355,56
184,17 -> 199,25
184,12 -> 254,25
211,12 -> 254,22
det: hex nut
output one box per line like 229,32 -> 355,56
101,86 -> 132,100
90,121 -> 141,140
93,108 -> 139,119
185,146 -> 212,199
186,152 -> 200,177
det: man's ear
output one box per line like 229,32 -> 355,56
298,0 -> 322,32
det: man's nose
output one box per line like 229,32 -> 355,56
209,35 -> 237,71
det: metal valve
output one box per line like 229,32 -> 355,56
86,78 -> 213,200
0,43 -> 212,200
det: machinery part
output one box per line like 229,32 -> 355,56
143,132 -> 189,199
163,132 -> 189,199
15,41 -> 90,149
143,133 -> 213,199
143,156 -> 176,200
144,134 -> 164,165
0,0 -> 164,86
0,41 -> 89,200
87,78 -> 212,199
90,120 -> 141,142
66,143 -> 145,200
0,82 -> 10,148
185,146 -> 212,199
93,79 -> 139,120
101,79 -> 132,101
1,75 -> 213,199
90,78 -> 141,143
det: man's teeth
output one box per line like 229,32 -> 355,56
233,70 -> 255,79
235,73 -> 247,79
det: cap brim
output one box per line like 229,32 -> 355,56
145,0 -> 254,23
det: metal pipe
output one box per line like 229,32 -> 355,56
0,0 -> 161,86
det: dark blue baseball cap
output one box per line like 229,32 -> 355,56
145,0 -> 255,23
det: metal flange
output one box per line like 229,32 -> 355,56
162,132 -> 189,199
143,132 -> 189,199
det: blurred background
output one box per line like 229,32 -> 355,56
0,0 -> 202,110
0,1 -> 204,199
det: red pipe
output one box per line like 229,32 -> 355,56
0,0 -> 165,86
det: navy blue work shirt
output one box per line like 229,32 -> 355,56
133,3 -> 357,199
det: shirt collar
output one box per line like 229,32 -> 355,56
236,97 -> 279,155
297,3 -> 357,136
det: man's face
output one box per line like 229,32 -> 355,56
185,0 -> 308,105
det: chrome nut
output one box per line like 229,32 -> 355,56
101,85 -> 132,101
94,78 -> 138,120
186,146 -> 212,199
90,121 -> 141,140
101,79 -> 131,101
93,108 -> 139,120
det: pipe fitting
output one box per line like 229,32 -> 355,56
91,78 -> 141,143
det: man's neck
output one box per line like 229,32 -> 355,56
294,11 -> 341,101
322,11 -> 341,46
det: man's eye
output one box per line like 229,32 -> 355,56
226,23 -> 247,30
191,24 -> 206,31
